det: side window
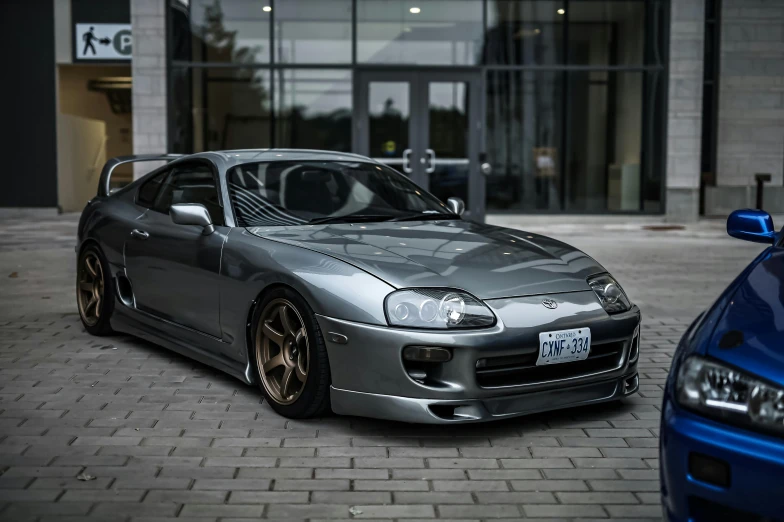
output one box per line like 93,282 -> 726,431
136,170 -> 168,208
152,164 -> 225,226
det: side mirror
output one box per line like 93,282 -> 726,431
727,209 -> 775,244
447,197 -> 465,216
170,203 -> 215,235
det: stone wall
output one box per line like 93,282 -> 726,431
716,0 -> 784,188
666,0 -> 705,222
131,0 -> 168,179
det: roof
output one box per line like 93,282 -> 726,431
193,149 -> 375,169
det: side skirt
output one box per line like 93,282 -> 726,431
111,305 -> 253,385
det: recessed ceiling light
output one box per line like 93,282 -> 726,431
557,8 -> 565,15
410,7 -> 421,14
262,5 -> 272,12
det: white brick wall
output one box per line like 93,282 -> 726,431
666,0 -> 705,192
131,0 -> 168,179
716,0 -> 784,187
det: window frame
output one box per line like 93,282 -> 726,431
141,159 -> 227,226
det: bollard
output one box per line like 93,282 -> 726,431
755,173 -> 772,210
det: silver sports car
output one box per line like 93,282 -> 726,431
76,149 -> 640,423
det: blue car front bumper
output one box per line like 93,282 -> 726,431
661,396 -> 784,522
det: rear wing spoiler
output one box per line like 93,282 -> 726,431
98,154 -> 185,197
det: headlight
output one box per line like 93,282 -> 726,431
677,356 -> 784,436
588,274 -> 631,314
385,289 -> 495,329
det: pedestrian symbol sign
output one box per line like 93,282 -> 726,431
75,24 -> 132,61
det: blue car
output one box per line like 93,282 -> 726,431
661,209 -> 784,522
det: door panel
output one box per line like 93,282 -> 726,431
424,80 -> 471,208
367,81 -> 413,175
124,162 -> 225,338
125,212 -> 225,338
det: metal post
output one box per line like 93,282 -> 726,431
755,173 -> 771,210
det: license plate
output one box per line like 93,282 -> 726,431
537,327 -> 591,366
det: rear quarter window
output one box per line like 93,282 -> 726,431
136,170 -> 168,208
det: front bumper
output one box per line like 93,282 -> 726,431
331,372 -> 638,423
660,396 -> 784,522
316,291 -> 640,423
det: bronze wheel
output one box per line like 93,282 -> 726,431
77,251 -> 105,327
255,298 -> 310,405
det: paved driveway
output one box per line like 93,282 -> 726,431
0,213 -> 763,521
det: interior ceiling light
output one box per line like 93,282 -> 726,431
410,7 -> 421,14
557,8 -> 565,15
263,5 -> 272,12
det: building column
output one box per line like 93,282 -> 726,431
707,0 -> 784,215
665,0 -> 705,222
131,0 -> 168,179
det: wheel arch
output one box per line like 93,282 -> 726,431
244,281 -> 304,381
77,237 -> 102,256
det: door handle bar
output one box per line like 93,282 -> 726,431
131,229 -> 149,240
425,149 -> 436,174
402,149 -> 413,174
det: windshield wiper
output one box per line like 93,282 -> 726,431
390,213 -> 460,222
308,214 -> 395,225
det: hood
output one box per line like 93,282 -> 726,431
706,247 -> 784,387
247,219 -> 605,300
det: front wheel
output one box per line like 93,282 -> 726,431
250,288 -> 331,418
76,245 -> 115,335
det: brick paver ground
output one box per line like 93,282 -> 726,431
0,213 -> 765,521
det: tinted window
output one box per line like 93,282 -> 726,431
228,161 -> 450,227
136,170 -> 168,208
153,164 -> 225,226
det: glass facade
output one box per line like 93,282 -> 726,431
170,0 -> 668,214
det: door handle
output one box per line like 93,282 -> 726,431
402,149 -> 413,174
131,229 -> 149,240
425,149 -> 436,174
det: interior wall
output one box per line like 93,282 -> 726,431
58,65 -> 133,184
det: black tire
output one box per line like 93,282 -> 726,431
250,287 -> 331,418
76,244 -> 115,336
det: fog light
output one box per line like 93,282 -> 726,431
403,346 -> 452,362
689,452 -> 730,488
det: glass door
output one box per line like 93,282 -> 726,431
355,71 -> 484,220
355,71 -> 422,184
419,73 -> 481,219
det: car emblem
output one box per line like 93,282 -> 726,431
541,299 -> 558,310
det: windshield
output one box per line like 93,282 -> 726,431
228,161 -> 454,227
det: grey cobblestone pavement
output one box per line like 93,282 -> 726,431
0,213 -> 765,521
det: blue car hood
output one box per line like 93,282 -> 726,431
706,247 -> 784,387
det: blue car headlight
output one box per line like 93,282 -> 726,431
587,274 -> 631,314
385,289 -> 495,329
676,355 -> 784,436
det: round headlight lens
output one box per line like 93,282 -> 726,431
419,299 -> 438,322
394,303 -> 410,321
587,274 -> 631,314
439,293 -> 466,325
603,283 -> 621,303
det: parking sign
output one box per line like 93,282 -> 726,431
75,23 -> 132,61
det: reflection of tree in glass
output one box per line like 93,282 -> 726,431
189,1 -> 270,151
279,102 -> 351,153
277,70 -> 352,152
200,1 -> 262,64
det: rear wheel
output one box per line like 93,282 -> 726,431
251,288 -> 330,418
76,245 -> 115,335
